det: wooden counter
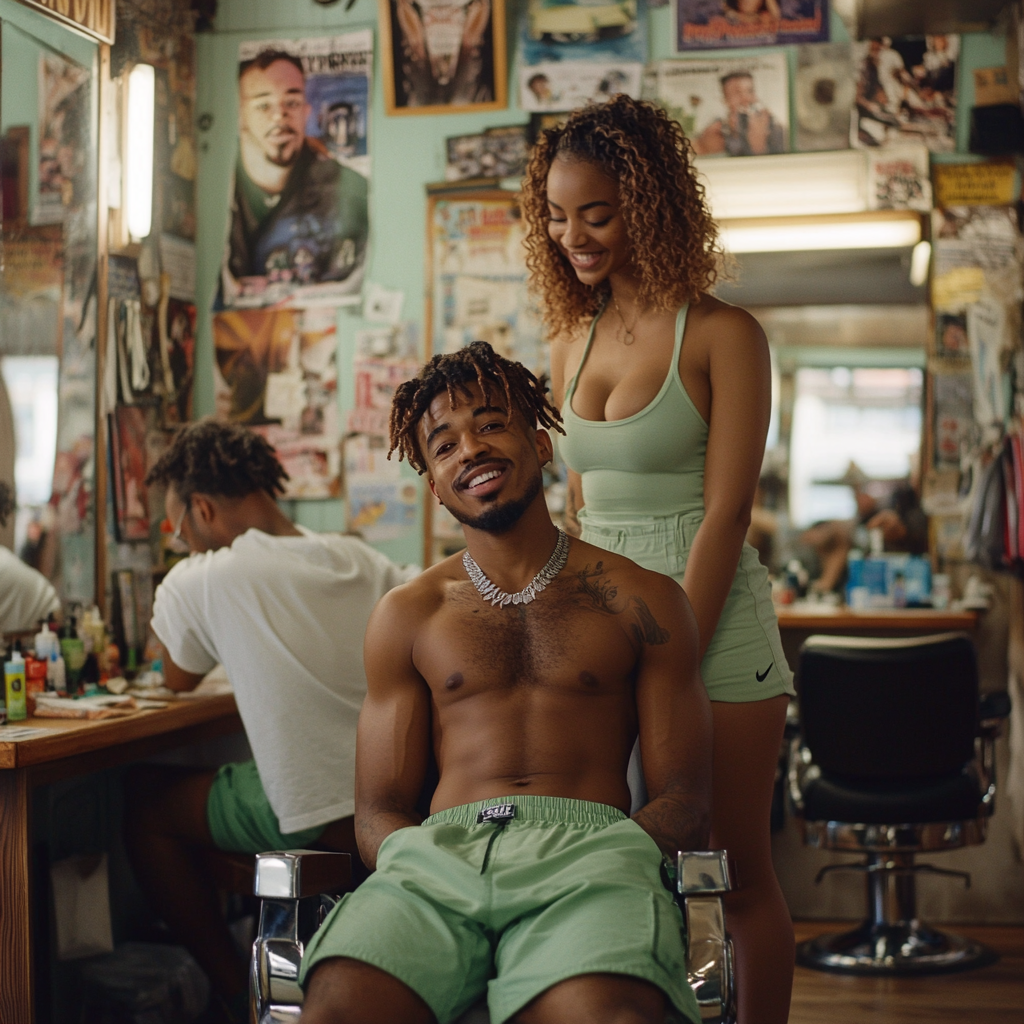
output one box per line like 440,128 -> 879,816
0,693 -> 243,1024
776,606 -> 979,632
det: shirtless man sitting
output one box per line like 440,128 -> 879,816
300,342 -> 713,1024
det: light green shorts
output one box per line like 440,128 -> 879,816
580,509 -> 796,703
299,795 -> 699,1024
206,760 -> 326,854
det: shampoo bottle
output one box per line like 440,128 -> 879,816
4,646 -> 28,722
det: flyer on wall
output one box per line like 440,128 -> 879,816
218,31 -> 372,310
518,0 -> 646,112
212,306 -> 342,498
674,0 -> 828,52
645,52 -> 790,156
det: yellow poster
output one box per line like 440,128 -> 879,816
933,162 -> 1017,207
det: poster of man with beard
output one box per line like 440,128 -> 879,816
219,31 -> 372,309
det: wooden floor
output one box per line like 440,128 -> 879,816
789,922 -> 1024,1024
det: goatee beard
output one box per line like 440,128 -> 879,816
445,473 -> 542,534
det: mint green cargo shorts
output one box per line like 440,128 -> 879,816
299,795 -> 700,1024
206,760 -> 325,854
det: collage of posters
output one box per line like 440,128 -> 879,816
213,306 -> 342,498
218,31 -> 372,310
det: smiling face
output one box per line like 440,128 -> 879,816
420,381 -> 553,534
239,60 -> 310,168
545,155 -> 633,288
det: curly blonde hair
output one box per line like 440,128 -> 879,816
521,95 -> 722,339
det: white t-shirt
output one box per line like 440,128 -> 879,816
0,546 -> 61,633
151,527 -> 413,833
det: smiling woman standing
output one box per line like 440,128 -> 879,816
521,95 -> 796,1024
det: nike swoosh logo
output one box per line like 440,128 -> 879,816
756,663 -> 773,682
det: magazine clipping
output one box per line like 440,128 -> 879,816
794,42 -> 854,151
646,52 -> 789,156
675,0 -> 829,52
518,0 -> 647,112
866,144 -> 932,212
852,35 -> 958,152
219,32 -> 372,310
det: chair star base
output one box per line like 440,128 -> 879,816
797,918 -> 997,976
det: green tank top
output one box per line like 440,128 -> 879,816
560,304 -> 709,518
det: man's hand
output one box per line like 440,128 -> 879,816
747,109 -> 772,154
867,508 -> 908,544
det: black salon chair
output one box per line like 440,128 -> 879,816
788,632 -> 1010,975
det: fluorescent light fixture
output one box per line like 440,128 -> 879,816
909,240 -> 931,287
126,63 -> 155,240
719,214 -> 922,254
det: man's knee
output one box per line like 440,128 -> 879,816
516,974 -> 667,1024
301,957 -> 435,1024
124,766 -> 215,845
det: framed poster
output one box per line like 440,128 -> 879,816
379,0 -> 508,115
674,0 -> 828,51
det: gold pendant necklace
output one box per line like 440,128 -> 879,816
612,294 -> 639,346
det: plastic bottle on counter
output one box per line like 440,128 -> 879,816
34,620 -> 58,661
47,650 -> 67,694
59,616 -> 86,692
4,645 -> 28,722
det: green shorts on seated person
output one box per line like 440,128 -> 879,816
299,795 -> 699,1024
206,760 -> 326,854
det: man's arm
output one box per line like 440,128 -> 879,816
355,587 -> 433,869
630,574 -> 713,855
161,646 -> 205,692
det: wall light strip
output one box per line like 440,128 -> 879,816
125,63 -> 155,241
719,214 -> 923,254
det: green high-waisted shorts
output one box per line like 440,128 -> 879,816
299,795 -> 700,1024
206,760 -> 326,854
580,509 -> 796,703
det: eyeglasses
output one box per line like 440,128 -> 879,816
170,500 -> 190,549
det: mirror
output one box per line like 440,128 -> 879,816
1,15 -> 100,609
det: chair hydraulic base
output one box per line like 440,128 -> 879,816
797,853 -> 997,976
797,918 -> 997,976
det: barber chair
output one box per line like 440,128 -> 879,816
788,632 -> 1011,975
250,847 -> 734,1024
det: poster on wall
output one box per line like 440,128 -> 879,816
852,36 -> 958,152
645,53 -> 789,156
518,0 -> 646,112
213,306 -> 342,498
794,42 -> 854,151
674,0 -> 828,51
110,406 -> 151,543
33,54 -> 91,226
218,31 -> 372,310
380,0 -> 508,115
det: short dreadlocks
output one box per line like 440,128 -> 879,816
146,420 -> 289,504
389,342 -> 564,474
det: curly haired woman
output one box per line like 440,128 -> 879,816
521,94 -> 795,1023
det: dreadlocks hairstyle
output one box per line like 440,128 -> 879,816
520,94 -> 723,340
145,420 -> 289,503
0,481 -> 13,529
388,342 -> 564,474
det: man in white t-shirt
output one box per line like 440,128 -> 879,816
124,421 -> 412,1023
0,481 -> 60,633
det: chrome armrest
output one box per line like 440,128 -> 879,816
677,850 -> 736,1024
251,850 -> 351,1024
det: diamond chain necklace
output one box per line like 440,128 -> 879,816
463,529 -> 570,608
